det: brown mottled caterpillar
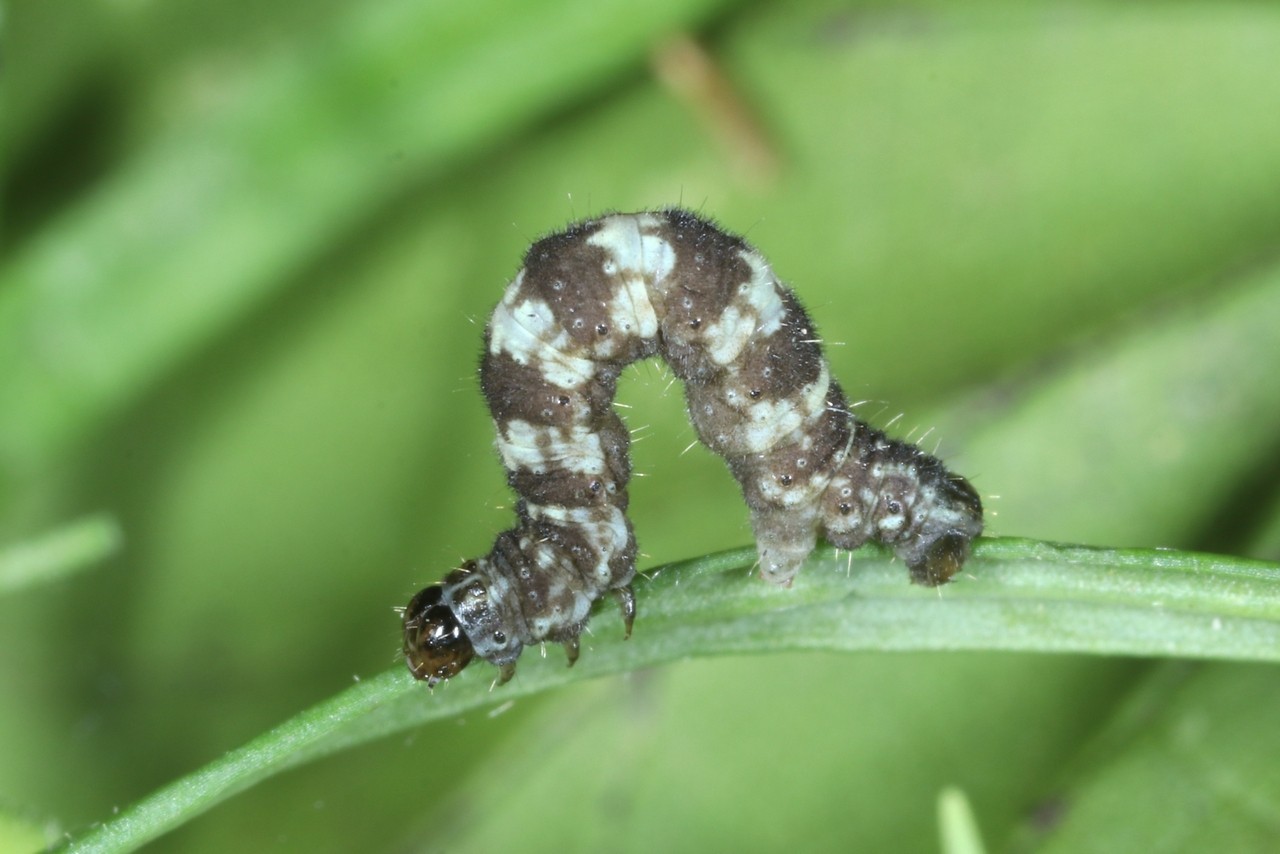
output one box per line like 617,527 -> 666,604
403,209 -> 983,686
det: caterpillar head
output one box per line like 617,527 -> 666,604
402,583 -> 475,685
402,561 -> 523,685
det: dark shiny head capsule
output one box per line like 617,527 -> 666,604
402,584 -> 475,685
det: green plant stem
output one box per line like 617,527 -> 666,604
54,537 -> 1280,853
939,786 -> 988,854
0,514 -> 122,594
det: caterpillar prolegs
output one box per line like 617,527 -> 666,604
402,209 -> 983,686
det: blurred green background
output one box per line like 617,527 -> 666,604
4,0 -> 1280,851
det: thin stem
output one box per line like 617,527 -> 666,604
54,538 -> 1280,853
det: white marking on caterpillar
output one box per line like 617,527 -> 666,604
402,209 -> 983,686
489,300 -> 595,389
497,420 -> 606,476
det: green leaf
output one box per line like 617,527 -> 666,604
939,787 -> 988,854
1025,662 -> 1280,851
0,808 -> 57,854
54,539 -> 1280,852
0,0 -> 739,485
0,514 -> 121,595
962,257 -> 1280,548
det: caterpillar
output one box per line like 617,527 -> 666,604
402,209 -> 983,686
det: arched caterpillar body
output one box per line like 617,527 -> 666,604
403,209 -> 983,685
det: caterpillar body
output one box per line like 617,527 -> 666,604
403,209 -> 983,686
